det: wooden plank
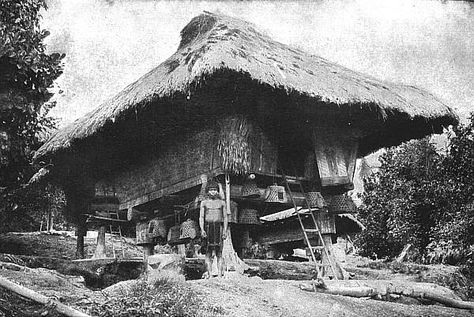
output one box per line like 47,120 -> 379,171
312,128 -> 359,188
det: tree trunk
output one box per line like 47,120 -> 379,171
48,211 -> 54,232
222,174 -> 249,274
396,244 -> 412,263
0,276 -> 91,317
222,227 -> 249,273
320,234 -> 347,280
300,279 -> 474,310
93,226 -> 107,259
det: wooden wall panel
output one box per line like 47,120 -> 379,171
249,125 -> 277,174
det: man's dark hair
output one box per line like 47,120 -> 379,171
206,181 -> 219,192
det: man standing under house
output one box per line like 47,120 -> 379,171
200,181 -> 228,278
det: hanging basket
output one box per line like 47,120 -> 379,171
179,219 -> 200,240
238,208 -> 260,225
305,192 -> 327,209
167,225 -> 182,244
136,221 -> 153,245
241,180 -> 260,198
264,185 -> 288,203
325,194 -> 356,213
149,218 -> 167,239
136,218 -> 167,245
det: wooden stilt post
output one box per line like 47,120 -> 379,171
93,225 -> 107,259
75,218 -> 86,259
143,244 -> 154,272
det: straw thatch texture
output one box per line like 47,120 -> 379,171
35,11 -> 457,161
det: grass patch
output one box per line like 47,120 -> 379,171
88,271 -> 224,317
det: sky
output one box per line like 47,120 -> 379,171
41,0 -> 474,127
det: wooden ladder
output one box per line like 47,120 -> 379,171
108,212 -> 125,258
282,175 -> 338,279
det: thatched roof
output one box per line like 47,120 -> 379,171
35,11 -> 457,161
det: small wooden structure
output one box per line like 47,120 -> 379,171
34,12 -> 457,274
259,206 -> 363,258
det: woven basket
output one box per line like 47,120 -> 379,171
127,207 -> 134,221
264,185 -> 288,203
241,180 -> 260,198
167,225 -> 181,244
326,195 -> 356,213
305,192 -> 327,209
149,218 -> 167,239
238,208 -> 260,225
136,221 -> 153,245
179,219 -> 200,239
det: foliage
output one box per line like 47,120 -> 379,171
0,0 -> 64,230
0,184 -> 67,233
88,276 -> 224,317
357,114 -> 474,265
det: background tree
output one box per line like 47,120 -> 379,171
0,0 -> 64,231
357,114 -> 474,265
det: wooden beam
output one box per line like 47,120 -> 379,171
119,169 -> 318,211
119,167 -> 222,210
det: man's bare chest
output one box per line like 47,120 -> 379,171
203,199 -> 224,211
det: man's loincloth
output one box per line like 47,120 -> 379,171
202,222 -> 223,253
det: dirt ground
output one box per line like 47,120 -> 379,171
0,232 -> 473,317
192,277 -> 470,317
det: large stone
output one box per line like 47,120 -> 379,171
147,254 -> 184,272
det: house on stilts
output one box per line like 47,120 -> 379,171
34,12 -> 458,279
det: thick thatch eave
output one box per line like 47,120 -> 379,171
35,11 -> 458,162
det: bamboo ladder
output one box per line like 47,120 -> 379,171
282,175 -> 338,279
108,212 -> 125,258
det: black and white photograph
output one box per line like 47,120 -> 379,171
1,0 -> 474,316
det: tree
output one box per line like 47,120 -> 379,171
357,114 -> 474,264
357,138 -> 441,259
0,0 -> 64,230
